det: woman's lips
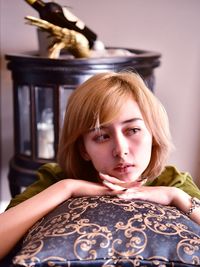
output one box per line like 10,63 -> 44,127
114,164 -> 134,173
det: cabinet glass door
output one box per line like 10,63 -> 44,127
18,85 -> 31,156
59,86 -> 74,127
35,86 -> 55,159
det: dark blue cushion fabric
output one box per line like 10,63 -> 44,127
12,196 -> 200,267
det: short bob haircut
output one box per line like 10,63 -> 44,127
57,71 -> 173,182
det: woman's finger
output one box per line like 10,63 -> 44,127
99,173 -> 143,188
99,173 -> 121,183
102,180 -> 126,191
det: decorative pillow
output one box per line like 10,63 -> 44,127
12,196 -> 200,267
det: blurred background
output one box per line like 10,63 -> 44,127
0,0 -> 200,212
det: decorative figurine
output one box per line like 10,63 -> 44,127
25,15 -> 90,58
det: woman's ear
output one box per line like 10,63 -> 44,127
79,141 -> 91,161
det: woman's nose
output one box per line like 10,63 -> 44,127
112,135 -> 129,158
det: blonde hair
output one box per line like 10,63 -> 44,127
57,71 -> 173,181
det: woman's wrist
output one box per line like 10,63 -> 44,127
185,197 -> 200,216
171,188 -> 200,224
171,188 -> 192,213
56,179 -> 73,201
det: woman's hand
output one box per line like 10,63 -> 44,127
99,173 -> 144,189
118,186 -> 176,205
66,178 -> 123,198
99,173 -> 185,206
99,173 -> 200,225
99,173 -> 176,205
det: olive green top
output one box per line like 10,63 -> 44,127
7,163 -> 200,209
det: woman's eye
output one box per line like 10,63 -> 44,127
126,128 -> 141,135
93,133 -> 109,143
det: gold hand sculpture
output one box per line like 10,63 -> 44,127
25,15 -> 90,58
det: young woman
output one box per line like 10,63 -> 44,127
0,71 -> 200,260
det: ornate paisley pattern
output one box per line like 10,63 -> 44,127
13,196 -> 200,267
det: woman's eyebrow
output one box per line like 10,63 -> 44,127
89,118 -> 143,132
122,118 -> 143,124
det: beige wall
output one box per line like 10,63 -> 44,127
1,0 -> 200,210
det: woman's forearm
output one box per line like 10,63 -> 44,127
0,179 -> 71,260
172,187 -> 200,225
0,178 -> 113,260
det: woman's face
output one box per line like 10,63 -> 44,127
82,98 -> 153,182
